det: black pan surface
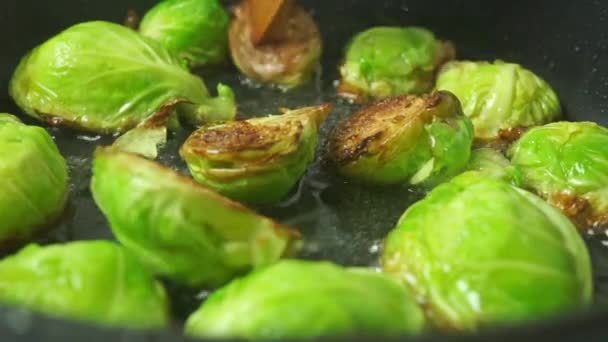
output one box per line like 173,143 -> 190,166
2,0 -> 608,341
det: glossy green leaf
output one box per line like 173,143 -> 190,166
382,171 -> 592,330
339,26 -> 453,100
509,121 -> 608,221
185,260 -> 425,339
0,114 -> 68,246
0,241 -> 169,328
91,148 -> 302,287
436,60 -> 561,139
140,0 -> 229,68
10,21 -> 236,133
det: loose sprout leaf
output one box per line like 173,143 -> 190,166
229,1 -> 322,88
139,0 -> 230,68
184,83 -> 236,124
381,171 -> 592,331
185,260 -> 425,339
328,91 -> 473,186
112,101 -> 177,159
90,148 -> 302,287
180,103 -> 332,204
0,241 -> 169,328
339,26 -> 455,101
436,60 -> 561,140
9,21 -> 236,133
112,124 -> 167,159
0,113 -> 69,248
509,121 -> 608,229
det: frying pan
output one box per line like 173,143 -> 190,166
2,0 -> 608,341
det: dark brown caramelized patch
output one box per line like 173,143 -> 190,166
328,92 -> 448,165
36,99 -> 182,134
498,126 -> 528,144
186,119 -> 303,154
475,126 -> 529,153
551,192 -> 608,234
124,9 -> 140,30
141,100 -> 181,129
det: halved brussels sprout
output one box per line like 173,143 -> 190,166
10,21 -> 236,133
180,104 -> 332,204
185,260 -> 425,339
139,0 -> 230,68
229,1 -> 322,88
327,91 -> 473,186
436,60 -> 561,140
91,148 -> 301,288
509,121 -> 608,229
381,171 -> 592,330
0,241 -> 168,328
0,114 -> 68,248
338,26 -> 454,101
465,148 -> 523,185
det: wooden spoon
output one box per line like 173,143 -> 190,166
247,0 -> 295,45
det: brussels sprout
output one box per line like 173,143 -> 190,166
338,27 -> 455,101
328,91 -> 473,186
91,148 -> 301,287
10,21 -> 236,133
185,260 -> 425,339
465,148 -> 523,185
139,0 -> 229,68
0,241 -> 168,328
509,121 -> 608,229
180,104 -> 332,204
229,1 -> 322,88
381,171 -> 592,330
436,60 -> 561,140
0,114 -> 68,248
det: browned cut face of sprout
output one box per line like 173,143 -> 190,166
328,91 -> 474,187
181,104 -> 332,204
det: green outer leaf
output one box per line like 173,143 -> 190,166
139,0 -> 229,68
381,171 -> 592,330
509,121 -> 608,214
340,26 -> 442,98
0,114 -> 68,243
0,241 -> 169,328
185,260 -> 425,339
9,21 -> 236,133
90,148 -> 301,287
181,105 -> 329,204
180,83 -> 236,125
436,60 -> 561,139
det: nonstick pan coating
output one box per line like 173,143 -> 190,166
2,0 -> 608,341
